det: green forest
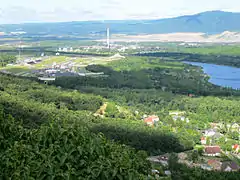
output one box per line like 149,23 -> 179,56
0,54 -> 16,67
0,55 -> 240,179
138,52 -> 240,68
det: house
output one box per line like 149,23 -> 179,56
222,161 -> 239,172
204,129 -> 216,137
144,115 -> 159,127
164,171 -> 171,176
204,146 -> 221,156
178,152 -> 188,160
201,137 -> 207,145
210,123 -> 221,130
147,155 -> 168,167
207,159 -> 222,170
169,111 -> 186,116
231,123 -> 240,131
46,69 -> 58,74
201,164 -> 212,171
188,94 -> 195,97
172,115 -> 190,123
232,144 -> 240,153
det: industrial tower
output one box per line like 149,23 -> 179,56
18,39 -> 21,62
107,27 -> 110,50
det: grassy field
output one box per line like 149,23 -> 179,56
0,54 -> 126,76
1,65 -> 34,74
38,40 -> 97,48
34,56 -> 68,68
106,57 -> 184,71
179,45 -> 240,56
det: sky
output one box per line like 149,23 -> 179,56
0,0 -> 240,24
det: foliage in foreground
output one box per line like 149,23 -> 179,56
0,73 -> 197,154
0,110 -> 151,179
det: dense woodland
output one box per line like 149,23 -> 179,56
54,57 -> 240,96
1,55 -> 240,179
0,54 -> 16,67
137,52 -> 240,68
0,74 -> 153,179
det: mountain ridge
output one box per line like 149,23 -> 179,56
1,10 -> 240,35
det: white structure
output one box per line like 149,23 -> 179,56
38,77 -> 56,81
110,53 -> 125,59
107,27 -> 110,49
10,31 -> 26,35
204,129 -> 216,137
231,123 -> 240,131
46,69 -> 58,73
169,111 -> 186,116
201,137 -> 207,145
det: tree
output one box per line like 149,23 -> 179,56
0,54 -> 16,67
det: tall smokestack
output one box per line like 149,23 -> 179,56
18,40 -> 21,61
107,27 -> 110,49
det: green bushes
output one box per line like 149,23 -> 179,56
91,119 -> 186,155
0,110 -> 151,179
0,54 -> 16,67
0,74 -> 104,113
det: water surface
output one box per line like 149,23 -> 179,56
184,61 -> 240,89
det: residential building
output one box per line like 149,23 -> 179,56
147,155 -> 168,167
46,69 -> 58,74
169,111 -> 186,116
201,164 -> 212,171
232,144 -> 240,153
231,123 -> 240,131
201,137 -> 207,145
207,159 -> 222,170
144,115 -> 159,127
222,161 -> 239,172
204,129 -> 216,137
204,146 -> 221,156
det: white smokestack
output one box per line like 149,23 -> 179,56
107,27 -> 110,49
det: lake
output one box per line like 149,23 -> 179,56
183,61 -> 240,89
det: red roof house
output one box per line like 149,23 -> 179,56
144,115 -> 159,127
232,144 -> 240,153
207,159 -> 222,170
204,146 -> 221,156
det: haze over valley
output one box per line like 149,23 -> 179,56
0,1 -> 240,179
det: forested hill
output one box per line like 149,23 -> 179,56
1,55 -> 240,179
1,11 -> 240,35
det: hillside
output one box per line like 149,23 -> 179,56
109,31 -> 240,43
1,55 -> 240,179
1,11 -> 240,36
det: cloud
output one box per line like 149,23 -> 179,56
0,6 -> 42,24
1,0 -> 240,24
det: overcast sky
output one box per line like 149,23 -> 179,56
0,0 -> 240,24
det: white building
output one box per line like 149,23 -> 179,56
204,129 -> 216,137
46,69 -> 58,74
